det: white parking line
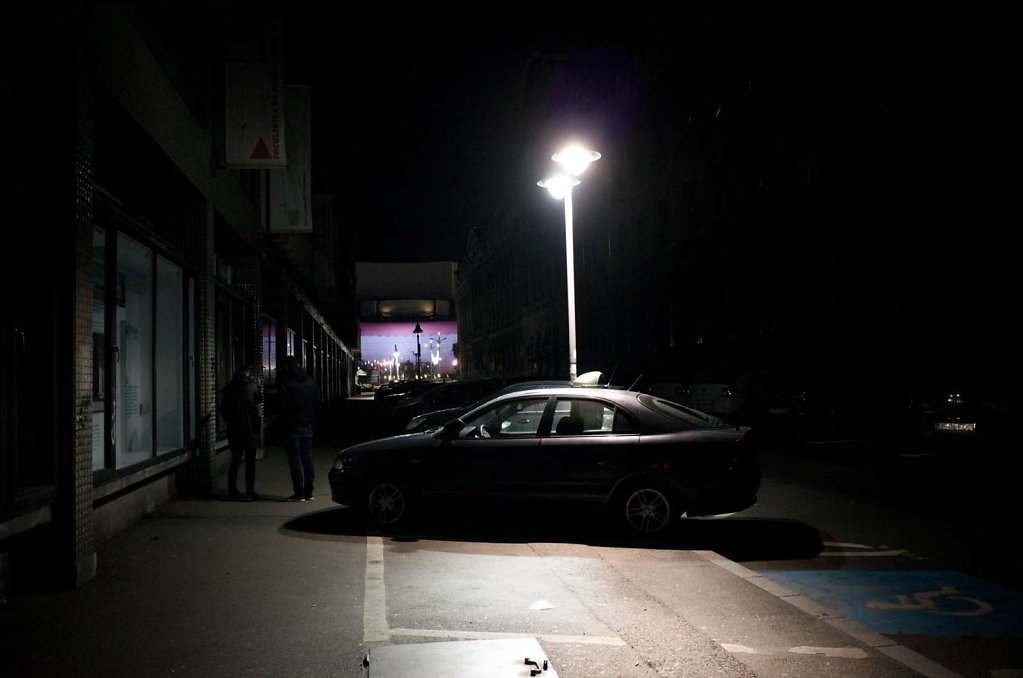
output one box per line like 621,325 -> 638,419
821,542 -> 909,557
790,646 -> 868,658
363,536 -> 389,643
819,549 -> 908,557
390,628 -> 625,645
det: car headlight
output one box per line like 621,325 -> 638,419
332,454 -> 354,471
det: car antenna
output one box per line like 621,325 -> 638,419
627,373 -> 643,391
606,364 -> 618,387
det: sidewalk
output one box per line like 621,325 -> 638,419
0,399 -> 945,678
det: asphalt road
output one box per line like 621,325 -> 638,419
3,396 -> 1019,678
737,440 -> 1023,678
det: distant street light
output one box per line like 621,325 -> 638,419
538,143 -> 600,381
413,321 -> 423,379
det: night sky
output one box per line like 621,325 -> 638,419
282,4 -> 1010,265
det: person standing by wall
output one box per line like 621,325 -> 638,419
219,366 -> 261,501
278,354 -> 320,501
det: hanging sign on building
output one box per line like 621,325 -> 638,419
225,41 -> 287,167
269,85 -> 312,232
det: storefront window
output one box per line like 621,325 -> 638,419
215,291 -> 252,439
116,233 -> 153,468
188,278 -> 197,447
92,228 -> 195,474
155,255 -> 184,453
92,227 -> 107,471
262,319 -> 277,387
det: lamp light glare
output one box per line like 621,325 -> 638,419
537,175 -> 579,200
552,144 -> 601,176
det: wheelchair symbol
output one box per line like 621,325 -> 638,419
867,585 -> 992,617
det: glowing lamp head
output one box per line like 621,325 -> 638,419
552,144 -> 600,176
537,175 -> 579,200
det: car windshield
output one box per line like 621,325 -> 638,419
457,397 -> 549,438
638,394 -> 728,428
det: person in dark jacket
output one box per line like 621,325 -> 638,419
278,355 -> 320,501
219,366 -> 261,501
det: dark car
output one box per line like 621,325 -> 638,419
402,379 -> 575,434
329,387 -> 761,537
373,379 -> 439,409
909,381 -> 1012,448
382,378 -> 509,435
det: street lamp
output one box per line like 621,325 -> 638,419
413,321 -> 423,379
538,143 -> 600,381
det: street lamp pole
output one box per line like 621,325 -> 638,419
562,188 -> 578,381
538,144 -> 600,382
413,321 -> 423,379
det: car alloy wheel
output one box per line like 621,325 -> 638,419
366,482 -> 407,526
622,486 -> 675,535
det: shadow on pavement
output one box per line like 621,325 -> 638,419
282,502 -> 823,562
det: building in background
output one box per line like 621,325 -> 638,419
356,262 -> 458,382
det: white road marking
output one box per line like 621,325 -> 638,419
389,628 -> 625,645
790,646 -> 868,659
822,541 -> 874,549
363,536 -> 390,643
695,550 -> 965,678
819,549 -> 908,557
721,643 -> 758,654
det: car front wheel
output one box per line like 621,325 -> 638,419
618,483 -> 679,536
365,480 -> 411,528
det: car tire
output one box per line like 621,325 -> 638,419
614,480 -> 680,537
364,479 -> 413,529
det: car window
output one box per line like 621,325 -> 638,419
458,397 -> 548,439
550,397 -> 635,435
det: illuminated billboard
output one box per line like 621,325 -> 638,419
360,320 -> 457,377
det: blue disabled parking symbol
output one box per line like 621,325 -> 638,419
763,570 -> 1023,637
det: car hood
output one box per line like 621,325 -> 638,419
340,430 -> 441,458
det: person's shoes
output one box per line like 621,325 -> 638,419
286,494 -> 306,502
304,494 -> 315,501
240,493 -> 255,502
229,490 -> 244,501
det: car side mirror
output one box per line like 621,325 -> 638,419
440,419 -> 462,440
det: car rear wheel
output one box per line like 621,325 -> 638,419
365,480 -> 411,528
617,482 -> 680,536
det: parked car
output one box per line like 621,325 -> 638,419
650,369 -> 779,425
908,380 -> 1012,448
329,386 -> 761,536
403,379 -> 574,433
382,378 -> 509,435
373,379 -> 441,409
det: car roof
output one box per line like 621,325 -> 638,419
467,386 -> 640,412
460,386 -> 730,432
